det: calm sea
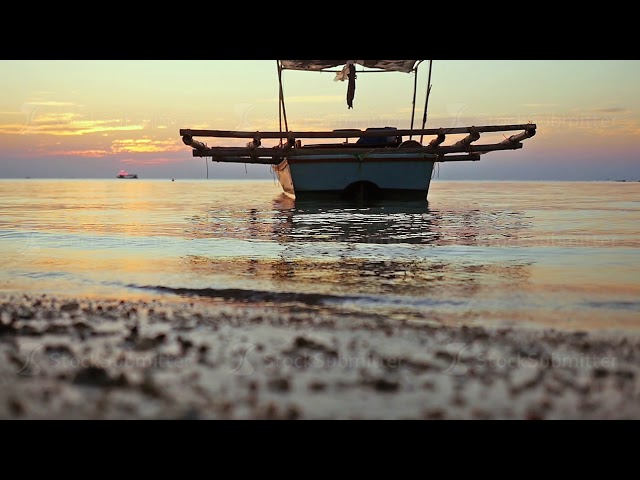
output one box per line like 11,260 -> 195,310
1,179 -> 639,331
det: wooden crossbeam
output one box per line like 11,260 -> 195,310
192,142 -> 522,159
197,153 -> 482,165
180,124 -> 536,140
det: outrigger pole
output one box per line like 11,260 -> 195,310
181,123 -> 537,164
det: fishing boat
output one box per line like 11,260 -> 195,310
117,170 -> 138,179
180,60 -> 536,200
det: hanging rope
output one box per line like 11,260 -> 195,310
356,149 -> 376,162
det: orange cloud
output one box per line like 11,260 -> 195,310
259,95 -> 343,104
55,149 -> 112,158
15,134 -> 185,160
121,156 -> 190,166
25,101 -> 78,107
111,138 -> 182,154
0,115 -> 144,136
587,118 -> 640,137
594,107 -> 628,113
0,98 -> 146,136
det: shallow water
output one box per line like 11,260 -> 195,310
1,179 -> 639,331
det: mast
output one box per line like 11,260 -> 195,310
277,61 -> 283,146
409,63 -> 420,140
419,60 -> 434,144
276,60 -> 289,139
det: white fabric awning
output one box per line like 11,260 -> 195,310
280,60 -> 419,73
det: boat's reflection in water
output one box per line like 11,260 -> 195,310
185,193 -> 533,318
268,194 -> 531,299
272,194 -> 441,245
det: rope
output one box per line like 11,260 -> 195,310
356,149 -> 377,162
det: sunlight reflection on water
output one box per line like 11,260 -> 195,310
1,179 -> 639,331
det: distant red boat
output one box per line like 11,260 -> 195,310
117,170 -> 138,179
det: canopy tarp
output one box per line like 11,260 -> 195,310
280,60 -> 419,73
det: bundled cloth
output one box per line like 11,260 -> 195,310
334,61 -> 357,109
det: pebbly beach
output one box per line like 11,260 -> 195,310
1,294 -> 639,420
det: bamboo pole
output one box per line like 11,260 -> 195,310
180,124 -> 536,140
200,153 -> 482,165
451,131 -> 481,149
182,136 -> 207,151
429,133 -> 446,147
191,142 -> 523,158
438,154 -> 480,162
500,127 -> 537,144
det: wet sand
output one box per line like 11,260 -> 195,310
1,294 -> 639,419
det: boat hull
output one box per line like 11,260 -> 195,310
274,154 -> 434,200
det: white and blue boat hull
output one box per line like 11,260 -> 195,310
274,153 -> 435,199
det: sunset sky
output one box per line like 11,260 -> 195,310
1,60 -> 638,180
